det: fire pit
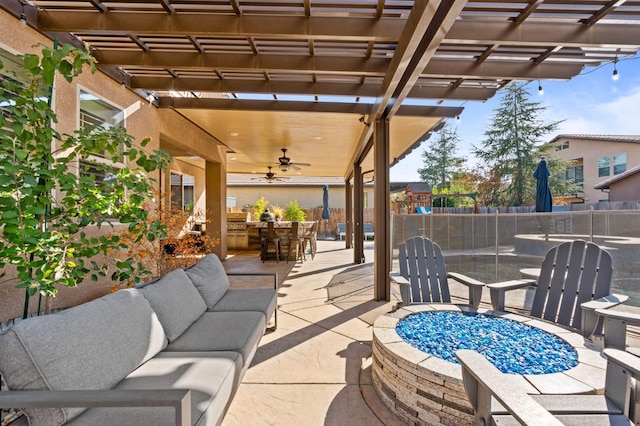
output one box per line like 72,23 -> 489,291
372,304 -> 607,425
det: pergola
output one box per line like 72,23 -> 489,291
3,0 -> 639,300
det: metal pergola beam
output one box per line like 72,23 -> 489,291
34,11 -> 640,49
155,97 -> 464,117
36,12 -> 404,41
129,76 -> 499,101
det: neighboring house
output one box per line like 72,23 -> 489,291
594,164 -> 640,202
547,135 -> 640,203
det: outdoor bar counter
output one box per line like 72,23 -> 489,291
246,221 -> 315,251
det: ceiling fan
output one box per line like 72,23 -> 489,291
250,166 -> 290,183
275,148 -> 311,172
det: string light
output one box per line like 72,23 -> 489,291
537,80 -> 544,95
612,57 -> 619,81
19,2 -> 27,26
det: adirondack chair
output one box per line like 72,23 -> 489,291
457,348 -> 639,425
488,239 -> 627,337
390,236 -> 486,308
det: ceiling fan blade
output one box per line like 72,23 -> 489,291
291,162 -> 311,167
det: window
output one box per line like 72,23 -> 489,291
226,195 -> 237,208
170,173 -> 195,211
79,90 -> 124,158
564,165 -> 583,189
555,140 -> 570,151
597,156 -> 610,177
613,153 -> 626,175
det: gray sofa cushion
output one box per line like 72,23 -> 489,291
66,351 -> 242,426
165,311 -> 265,367
139,268 -> 207,342
210,288 -> 277,323
0,289 -> 166,426
184,254 -> 229,308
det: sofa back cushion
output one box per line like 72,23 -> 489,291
0,289 -> 167,426
184,254 -> 229,309
138,268 -> 207,342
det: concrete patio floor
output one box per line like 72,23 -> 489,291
221,239 -> 405,426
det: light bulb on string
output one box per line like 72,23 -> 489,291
612,57 -> 620,81
537,81 -> 544,95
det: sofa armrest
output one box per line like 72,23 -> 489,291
0,389 -> 191,426
486,279 -> 536,312
456,350 -> 563,426
227,272 -> 278,290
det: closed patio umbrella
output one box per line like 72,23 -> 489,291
322,185 -> 330,220
533,158 -> 552,213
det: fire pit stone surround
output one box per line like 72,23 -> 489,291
372,304 -> 607,425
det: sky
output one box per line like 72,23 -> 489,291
390,54 -> 640,182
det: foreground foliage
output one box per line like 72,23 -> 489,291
0,44 -> 171,298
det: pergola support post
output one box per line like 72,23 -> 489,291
345,178 -> 353,249
373,118 -> 391,301
353,163 -> 365,264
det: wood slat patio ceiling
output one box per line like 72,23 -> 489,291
2,0 -> 639,178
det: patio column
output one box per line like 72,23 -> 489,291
353,163 -> 365,264
345,178 -> 353,249
205,160 -> 227,259
373,118 -> 391,301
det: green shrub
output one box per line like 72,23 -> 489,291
252,197 -> 269,221
284,200 -> 306,222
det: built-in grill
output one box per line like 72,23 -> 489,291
226,212 -> 250,249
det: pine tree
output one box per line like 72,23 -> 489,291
473,83 -> 562,206
418,122 -> 465,191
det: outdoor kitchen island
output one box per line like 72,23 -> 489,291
246,221 -> 315,251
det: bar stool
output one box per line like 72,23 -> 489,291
285,222 -> 305,263
302,221 -> 318,260
261,222 -> 280,263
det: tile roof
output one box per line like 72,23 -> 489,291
549,135 -> 640,144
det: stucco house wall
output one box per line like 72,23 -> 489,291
0,9 -> 225,323
227,184 -> 374,211
548,135 -> 640,203
608,173 -> 640,201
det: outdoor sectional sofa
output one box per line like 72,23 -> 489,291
0,254 -> 277,426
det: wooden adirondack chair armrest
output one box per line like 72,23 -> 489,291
486,279 -> 536,312
579,294 -> 629,341
591,302 -> 639,350
447,272 -> 485,287
603,348 -> 640,379
389,271 -> 408,285
447,272 -> 485,309
389,272 -> 411,305
456,350 -> 564,426
0,389 -> 191,426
